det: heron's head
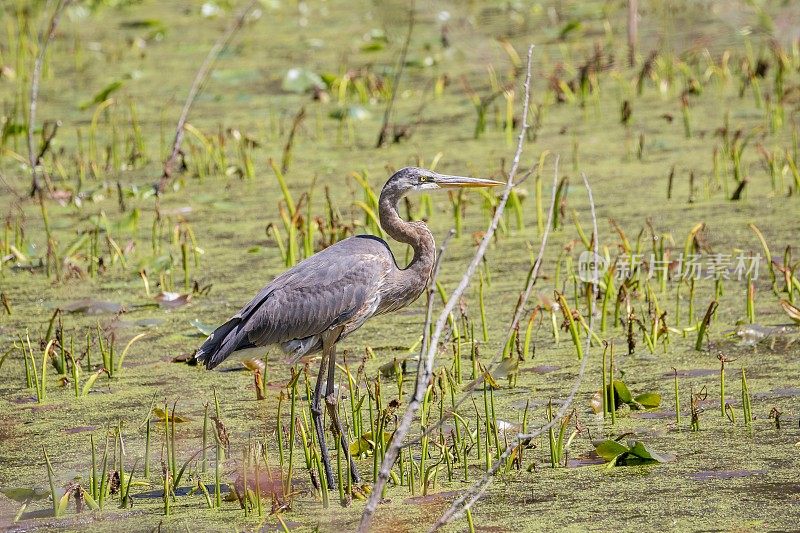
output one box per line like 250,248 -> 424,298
384,167 -> 503,196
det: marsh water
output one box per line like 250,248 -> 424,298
1,0 -> 799,531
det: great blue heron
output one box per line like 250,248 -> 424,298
195,166 -> 501,489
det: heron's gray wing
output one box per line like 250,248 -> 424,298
195,237 -> 392,369
242,255 -> 385,345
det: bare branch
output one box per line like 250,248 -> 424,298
158,0 -> 258,193
430,173 -> 600,531
356,228 -> 452,524
28,0 -> 71,196
400,155 -> 558,451
358,44 -> 536,533
421,230 -> 456,356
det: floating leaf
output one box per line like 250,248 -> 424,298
633,392 -> 662,409
360,29 -> 387,52
281,68 -> 324,93
361,41 -> 384,52
593,439 -> 629,462
612,380 -> 633,403
604,380 -> 661,412
63,299 -> 123,315
627,440 -> 671,463
329,105 -> 371,121
593,439 -> 672,466
154,292 -> 192,309
0,487 -> 50,502
190,319 -> 215,336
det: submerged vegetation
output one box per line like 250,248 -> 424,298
1,0 -> 799,531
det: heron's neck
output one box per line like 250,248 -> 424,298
379,191 -> 435,279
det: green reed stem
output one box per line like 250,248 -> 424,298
673,368 -> 681,427
741,368 -> 752,429
479,273 -> 488,342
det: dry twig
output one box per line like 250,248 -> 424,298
430,172 -> 600,531
358,44 -> 536,533
158,0 -> 258,192
376,3 -> 415,148
28,0 -> 71,196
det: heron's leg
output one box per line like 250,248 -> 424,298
311,344 -> 335,490
323,336 -> 362,484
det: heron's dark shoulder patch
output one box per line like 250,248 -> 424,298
351,234 -> 391,250
328,234 -> 393,257
353,234 -> 389,245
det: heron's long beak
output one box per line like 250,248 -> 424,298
433,174 -> 504,188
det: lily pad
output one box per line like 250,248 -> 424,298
190,319 -> 215,336
627,441 -> 671,463
0,487 -> 50,502
612,380 -> 633,403
594,439 -> 629,462
329,105 -> 371,121
281,68 -> 324,93
602,379 -> 660,412
634,392 -> 662,409
62,299 -> 123,315
593,439 -> 673,466
155,292 -> 192,309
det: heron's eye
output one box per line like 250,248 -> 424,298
419,176 -> 429,183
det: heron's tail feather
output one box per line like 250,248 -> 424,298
194,317 -> 252,369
